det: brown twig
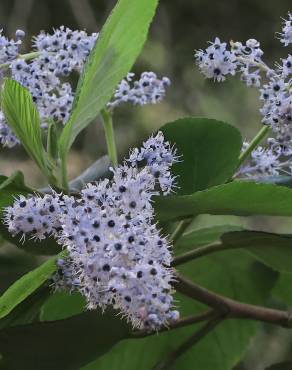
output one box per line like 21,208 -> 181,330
176,274 -> 292,328
131,309 -> 217,338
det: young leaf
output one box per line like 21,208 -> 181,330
161,118 -> 242,194
46,120 -> 59,162
1,80 -> 49,175
155,181 -> 292,221
59,0 -> 159,160
0,251 -> 64,320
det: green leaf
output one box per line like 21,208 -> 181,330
221,231 -> 292,273
0,222 -> 61,255
59,0 -> 159,160
155,181 -> 292,221
161,118 -> 242,194
40,292 -> 86,321
0,251 -> 37,295
272,273 -> 292,306
0,252 -> 64,320
176,224 -> 243,253
82,251 -> 277,370
0,286 -> 50,329
0,171 -> 33,208
2,79 -> 49,175
46,120 -> 59,162
0,310 -> 130,370
265,363 -> 292,370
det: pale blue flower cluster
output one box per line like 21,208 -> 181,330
0,27 -> 98,147
4,132 -> 179,331
108,72 -> 171,109
195,13 -> 292,179
0,27 -> 170,149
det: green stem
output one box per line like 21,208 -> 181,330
101,109 -> 118,166
170,218 -> 193,244
238,125 -> 269,167
0,51 -> 43,69
60,158 -> 69,194
172,243 -> 236,266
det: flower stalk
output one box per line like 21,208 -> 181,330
101,108 -> 118,166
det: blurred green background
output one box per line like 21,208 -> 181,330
0,1 -> 291,369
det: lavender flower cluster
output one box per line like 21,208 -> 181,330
3,132 -> 179,331
108,72 -> 171,109
0,27 -> 170,149
195,13 -> 292,180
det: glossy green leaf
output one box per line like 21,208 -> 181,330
265,363 -> 292,370
0,287 -> 50,329
82,251 -> 277,370
40,292 -> 86,321
0,251 -> 64,319
176,224 -> 243,253
272,273 -> 292,306
0,171 -> 33,208
222,231 -> 292,273
0,222 -> 61,255
161,118 -> 242,194
0,251 -> 36,295
59,0 -> 159,159
0,310 -> 130,370
155,181 -> 292,221
2,80 -> 49,174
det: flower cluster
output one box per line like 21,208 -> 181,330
279,12 -> 292,46
195,37 -> 238,82
0,27 -> 170,148
0,29 -> 24,65
0,111 -> 19,148
3,132 -> 180,331
108,72 -> 171,109
195,13 -> 292,180
0,27 -> 98,147
4,193 -> 64,241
